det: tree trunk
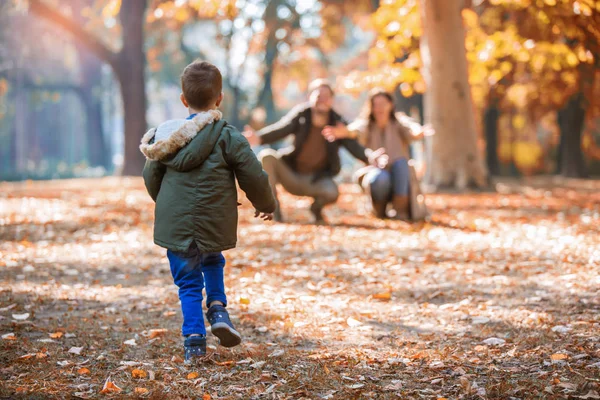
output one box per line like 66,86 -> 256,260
419,0 -> 487,189
484,102 -> 500,176
117,0 -> 147,176
557,92 -> 588,178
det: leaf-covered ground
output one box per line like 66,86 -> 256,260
1,178 -> 599,399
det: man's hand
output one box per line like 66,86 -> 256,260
421,124 -> 435,137
255,210 -> 273,221
322,122 -> 350,142
243,125 -> 260,147
368,147 -> 389,169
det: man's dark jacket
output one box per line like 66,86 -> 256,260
257,104 -> 370,178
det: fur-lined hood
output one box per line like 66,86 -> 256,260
140,110 -> 222,161
139,110 -> 226,172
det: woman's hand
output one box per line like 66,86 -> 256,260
368,147 -> 389,169
322,122 -> 351,142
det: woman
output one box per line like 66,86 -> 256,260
323,89 -> 433,220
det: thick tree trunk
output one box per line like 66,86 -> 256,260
118,0 -> 147,176
484,103 -> 500,176
557,93 -> 588,178
419,0 -> 487,189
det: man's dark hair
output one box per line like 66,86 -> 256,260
181,60 -> 223,110
308,78 -> 335,96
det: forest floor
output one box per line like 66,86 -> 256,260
1,177 -> 599,399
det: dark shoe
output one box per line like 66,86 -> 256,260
206,305 -> 242,348
310,202 -> 326,224
392,195 -> 410,220
184,335 -> 207,364
372,200 -> 387,219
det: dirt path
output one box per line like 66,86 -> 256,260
1,178 -> 599,399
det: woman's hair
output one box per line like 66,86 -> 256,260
360,88 -> 397,124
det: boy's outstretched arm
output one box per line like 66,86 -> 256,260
225,128 -> 277,214
142,159 -> 167,202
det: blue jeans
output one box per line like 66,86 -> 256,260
367,158 -> 410,202
167,243 -> 227,336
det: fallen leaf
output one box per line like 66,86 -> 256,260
471,316 -> 490,324
551,325 -> 572,334
213,360 -> 234,367
12,313 -> 30,321
348,383 -> 364,389
171,356 -> 184,364
134,387 -> 149,395
69,347 -> 83,355
187,372 -> 199,380
50,332 -> 64,339
57,360 -> 71,366
78,367 -> 90,375
251,361 -> 266,369
2,333 -> 16,340
269,349 -> 285,358
384,380 -> 403,390
148,329 -> 167,339
124,339 -> 137,346
162,311 -> 176,317
99,378 -> 122,394
132,369 -> 147,379
373,292 -> 392,301
483,337 -> 506,346
203,394 -> 211,400
347,317 -> 362,327
19,353 -> 36,360
551,353 -> 568,361
239,297 -> 250,305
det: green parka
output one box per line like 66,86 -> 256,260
141,110 -> 276,253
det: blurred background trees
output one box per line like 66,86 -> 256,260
0,0 -> 599,185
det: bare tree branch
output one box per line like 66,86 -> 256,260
28,0 -> 119,72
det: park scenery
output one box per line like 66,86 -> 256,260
1,0 -> 600,399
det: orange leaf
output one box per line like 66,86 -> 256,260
134,387 -> 149,395
239,297 -> 250,305
36,352 -> 48,359
187,372 -> 199,380
373,292 -> 392,301
203,394 -> 211,400
148,329 -> 167,339
100,378 -> 122,394
214,360 -> 234,366
551,353 -> 568,361
49,332 -> 63,339
78,367 -> 90,375
132,369 -> 148,379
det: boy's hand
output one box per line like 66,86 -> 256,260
243,125 -> 260,147
254,210 -> 273,221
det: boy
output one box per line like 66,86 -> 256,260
140,60 -> 276,363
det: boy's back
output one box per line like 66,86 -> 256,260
141,110 -> 275,253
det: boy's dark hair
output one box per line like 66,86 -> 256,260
181,60 -> 223,110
